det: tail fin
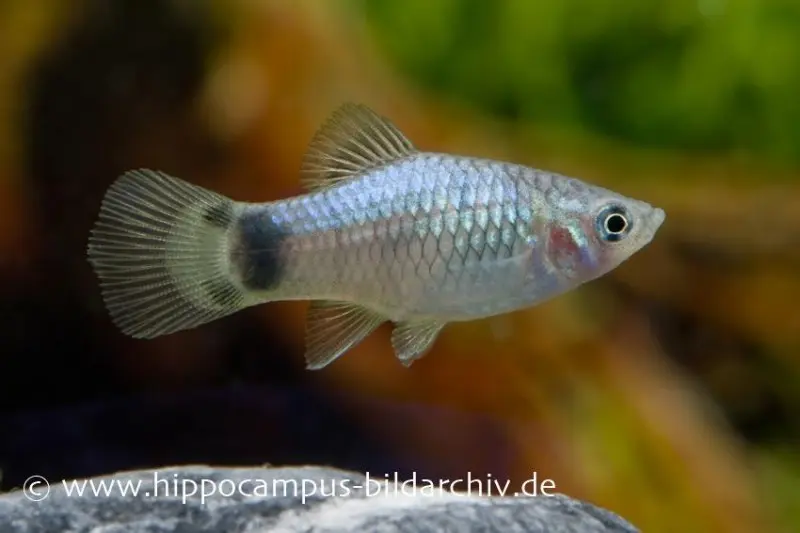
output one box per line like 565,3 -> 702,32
87,169 -> 248,338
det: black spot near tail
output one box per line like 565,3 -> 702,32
234,208 -> 289,291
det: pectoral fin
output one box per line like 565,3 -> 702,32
391,320 -> 446,366
304,300 -> 386,369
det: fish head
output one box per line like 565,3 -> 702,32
544,178 -> 665,283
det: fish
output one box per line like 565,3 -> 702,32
86,103 -> 665,369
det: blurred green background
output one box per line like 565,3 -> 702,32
0,1 -> 798,532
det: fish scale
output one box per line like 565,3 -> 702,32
86,102 -> 665,369
273,153 -> 528,315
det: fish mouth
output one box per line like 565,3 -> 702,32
651,207 -> 666,230
641,207 -> 666,245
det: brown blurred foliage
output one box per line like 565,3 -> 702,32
0,1 -> 798,532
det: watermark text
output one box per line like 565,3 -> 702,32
21,471 -> 556,505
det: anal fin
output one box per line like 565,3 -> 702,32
391,320 -> 446,367
304,300 -> 386,369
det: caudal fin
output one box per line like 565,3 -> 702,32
87,169 -> 249,338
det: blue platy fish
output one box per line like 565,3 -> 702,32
87,103 -> 665,369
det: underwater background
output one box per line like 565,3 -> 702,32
0,1 -> 798,532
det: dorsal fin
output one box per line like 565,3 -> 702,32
300,103 -> 416,192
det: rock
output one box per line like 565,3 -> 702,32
0,465 -> 638,532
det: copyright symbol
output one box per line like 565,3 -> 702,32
23,475 -> 50,502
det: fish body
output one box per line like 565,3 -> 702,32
87,103 -> 665,369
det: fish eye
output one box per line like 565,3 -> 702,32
605,213 -> 627,233
596,205 -> 631,242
